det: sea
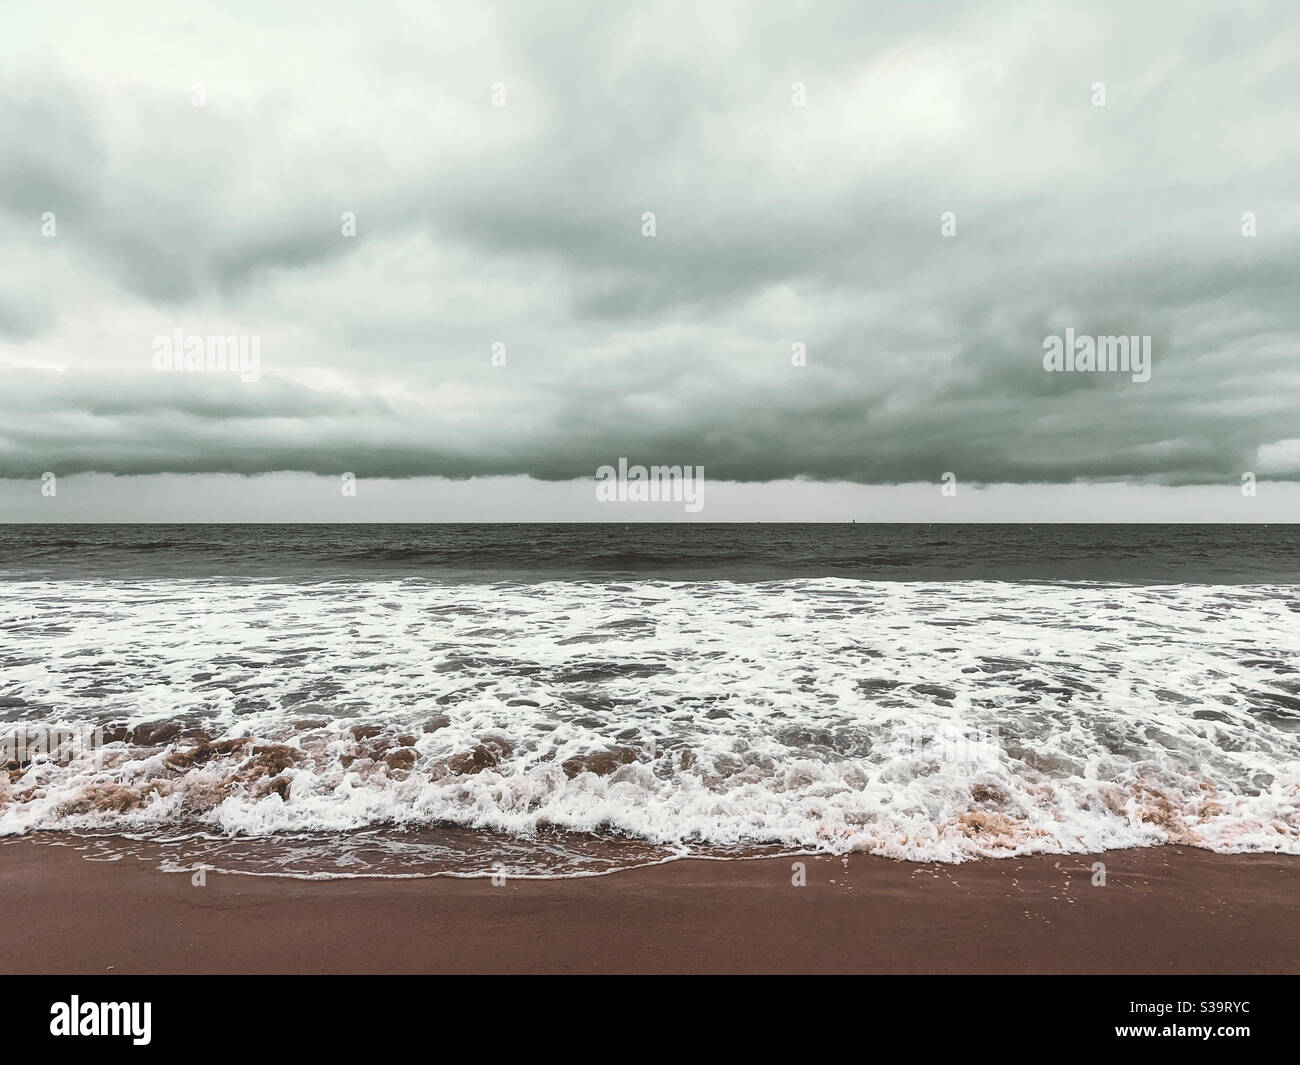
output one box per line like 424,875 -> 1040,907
1,523 -> 1297,878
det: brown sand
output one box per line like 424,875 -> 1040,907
1,838 -> 1295,974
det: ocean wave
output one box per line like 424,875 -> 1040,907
2,577 -> 1298,872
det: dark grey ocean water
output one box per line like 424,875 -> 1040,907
2,524 -> 1297,876
1,523 -> 1298,582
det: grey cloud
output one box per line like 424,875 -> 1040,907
0,0 -> 1298,497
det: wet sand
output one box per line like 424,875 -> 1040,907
1,838 -> 1295,974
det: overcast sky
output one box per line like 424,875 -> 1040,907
1,0 -> 1298,520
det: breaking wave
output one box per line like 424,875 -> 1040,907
2,577 -> 1298,875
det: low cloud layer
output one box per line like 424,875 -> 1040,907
2,0 -> 1299,501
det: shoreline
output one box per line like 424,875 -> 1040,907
2,837 -> 1295,974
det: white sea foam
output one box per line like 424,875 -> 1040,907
1,578 -> 1297,868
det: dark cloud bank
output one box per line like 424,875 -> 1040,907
2,1 -> 1298,505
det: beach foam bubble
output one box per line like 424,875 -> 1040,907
2,577 -> 1297,872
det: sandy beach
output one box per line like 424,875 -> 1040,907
1,837 -> 1295,975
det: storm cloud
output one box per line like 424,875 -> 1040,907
2,0 -> 1298,499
